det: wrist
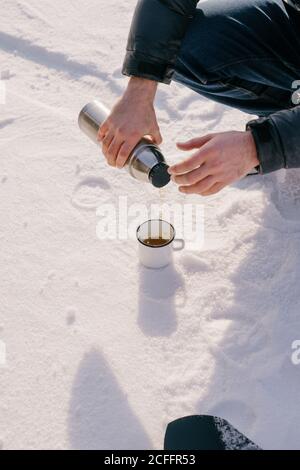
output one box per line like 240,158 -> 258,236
246,130 -> 260,168
126,76 -> 158,102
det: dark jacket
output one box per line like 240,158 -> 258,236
122,0 -> 300,174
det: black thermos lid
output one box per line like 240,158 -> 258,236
149,162 -> 171,188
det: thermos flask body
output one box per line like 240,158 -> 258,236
78,101 -> 109,145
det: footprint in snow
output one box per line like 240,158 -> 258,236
71,176 -> 111,211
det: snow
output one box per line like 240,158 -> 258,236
1,0 -> 300,450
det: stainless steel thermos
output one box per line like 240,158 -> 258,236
78,101 -> 170,188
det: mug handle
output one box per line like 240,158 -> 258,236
173,238 -> 185,251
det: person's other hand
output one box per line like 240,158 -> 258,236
97,77 -> 162,168
168,131 -> 259,196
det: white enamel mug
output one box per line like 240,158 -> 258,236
136,219 -> 185,269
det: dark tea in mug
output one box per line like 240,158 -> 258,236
143,237 -> 170,247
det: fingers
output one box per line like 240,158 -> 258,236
106,137 -> 137,168
176,134 -> 213,151
101,128 -> 139,167
101,129 -> 114,152
171,163 -> 210,186
115,141 -> 136,169
98,119 -> 109,141
98,116 -> 163,168
107,136 -> 124,167
153,129 -> 163,145
144,128 -> 163,146
168,143 -> 212,175
179,175 -> 216,195
201,182 -> 226,196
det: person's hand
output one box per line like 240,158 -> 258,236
168,131 -> 259,196
97,77 -> 162,168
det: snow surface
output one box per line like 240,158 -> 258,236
1,0 -> 300,450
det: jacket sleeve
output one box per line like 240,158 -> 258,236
246,106 -> 300,174
122,0 -> 199,84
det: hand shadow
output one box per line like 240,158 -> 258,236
138,263 -> 186,337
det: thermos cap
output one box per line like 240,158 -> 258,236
149,163 -> 171,188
